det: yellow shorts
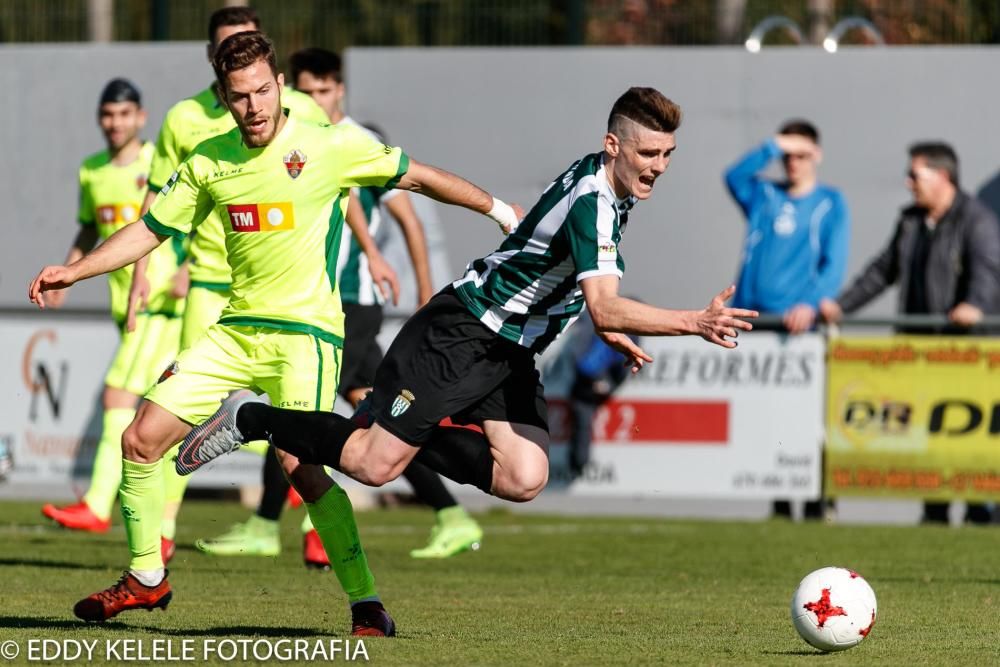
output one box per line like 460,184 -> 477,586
145,324 -> 341,425
180,285 -> 230,351
105,314 -> 183,396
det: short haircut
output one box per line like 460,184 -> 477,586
99,78 -> 141,107
212,31 -> 278,91
607,87 -> 682,136
779,119 -> 820,145
208,6 -> 260,44
909,141 -> 959,185
289,47 -> 343,84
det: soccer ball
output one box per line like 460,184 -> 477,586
790,566 -> 877,652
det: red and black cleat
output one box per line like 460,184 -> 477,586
351,601 -> 396,637
161,536 -> 176,565
73,571 -> 173,622
303,529 -> 331,570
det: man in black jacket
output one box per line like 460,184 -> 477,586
821,141 -> 1000,524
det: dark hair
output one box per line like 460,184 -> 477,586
208,6 -> 260,44
212,31 -> 278,91
778,119 -> 820,145
99,78 -> 142,107
607,87 -> 682,134
289,47 -> 343,84
909,141 -> 959,185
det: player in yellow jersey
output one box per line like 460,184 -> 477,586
40,79 -> 184,565
29,31 -> 520,635
126,6 -> 390,569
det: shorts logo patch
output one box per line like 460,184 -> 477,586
227,203 -> 295,232
157,361 -> 179,384
283,149 -> 307,179
390,389 -> 415,418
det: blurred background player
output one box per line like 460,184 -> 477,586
41,78 -> 185,564
284,47 -> 484,558
127,6 -> 354,569
821,141 -> 1000,525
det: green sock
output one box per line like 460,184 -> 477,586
307,485 -> 378,603
120,458 -> 165,571
83,408 -> 135,520
160,443 -> 188,540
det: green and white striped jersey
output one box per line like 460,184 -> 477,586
453,152 -> 634,352
335,115 -> 401,305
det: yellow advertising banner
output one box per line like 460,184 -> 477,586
826,336 -> 1000,500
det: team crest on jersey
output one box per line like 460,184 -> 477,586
136,173 -> 148,191
283,149 -> 307,179
390,390 -> 415,418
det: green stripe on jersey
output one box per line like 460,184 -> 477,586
453,152 -> 633,353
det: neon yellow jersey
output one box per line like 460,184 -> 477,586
144,112 -> 409,345
78,142 -> 184,323
149,84 -> 329,288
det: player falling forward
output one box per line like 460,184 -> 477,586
29,31 -> 522,635
41,79 -> 184,566
178,88 -> 757,518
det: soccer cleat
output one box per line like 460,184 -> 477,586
73,571 -> 172,622
42,501 -> 111,533
195,518 -> 281,557
410,516 -> 484,559
161,536 -> 176,565
176,390 -> 269,476
350,601 -> 396,637
302,529 -> 331,570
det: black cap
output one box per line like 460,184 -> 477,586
99,78 -> 142,107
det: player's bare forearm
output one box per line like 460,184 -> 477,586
69,221 -> 164,283
386,193 -> 434,302
346,191 -> 379,256
395,160 -> 492,215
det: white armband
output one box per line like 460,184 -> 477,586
487,197 -> 519,235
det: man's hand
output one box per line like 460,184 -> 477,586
598,331 -> 653,374
694,286 -> 757,348
28,266 -> 78,308
818,297 -> 843,324
949,302 -> 983,327
775,134 -> 817,158
783,303 -> 816,334
368,252 -> 400,306
43,288 -> 70,309
170,263 -> 190,299
125,272 -> 151,333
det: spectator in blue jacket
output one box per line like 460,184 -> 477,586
725,120 -> 851,333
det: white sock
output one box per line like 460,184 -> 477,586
130,568 -> 165,587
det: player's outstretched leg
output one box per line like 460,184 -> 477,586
176,390 -> 269,475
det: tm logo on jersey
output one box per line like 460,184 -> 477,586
227,203 -> 296,232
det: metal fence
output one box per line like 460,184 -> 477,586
1,1 -> 998,47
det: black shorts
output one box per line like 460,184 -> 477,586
369,287 -> 548,445
339,303 -> 385,399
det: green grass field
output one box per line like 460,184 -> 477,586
1,499 -> 999,665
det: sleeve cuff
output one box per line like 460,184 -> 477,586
383,152 -> 410,189
577,268 -> 623,283
143,212 -> 186,240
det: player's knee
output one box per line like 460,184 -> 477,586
496,463 -> 548,502
121,421 -> 157,463
358,459 -> 400,487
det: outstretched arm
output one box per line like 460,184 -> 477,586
580,275 -> 757,348
45,225 -> 99,308
29,220 -> 166,308
395,159 -> 522,235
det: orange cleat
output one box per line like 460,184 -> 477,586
42,501 -> 110,533
351,601 -> 396,637
302,529 -> 331,570
73,571 -> 172,622
161,536 -> 176,565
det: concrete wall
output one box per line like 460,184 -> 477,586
4,45 -> 1000,319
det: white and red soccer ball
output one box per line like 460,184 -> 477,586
790,566 -> 877,652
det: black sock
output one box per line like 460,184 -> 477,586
414,426 -> 494,495
257,445 -> 290,521
402,461 -> 458,511
237,403 -> 359,469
